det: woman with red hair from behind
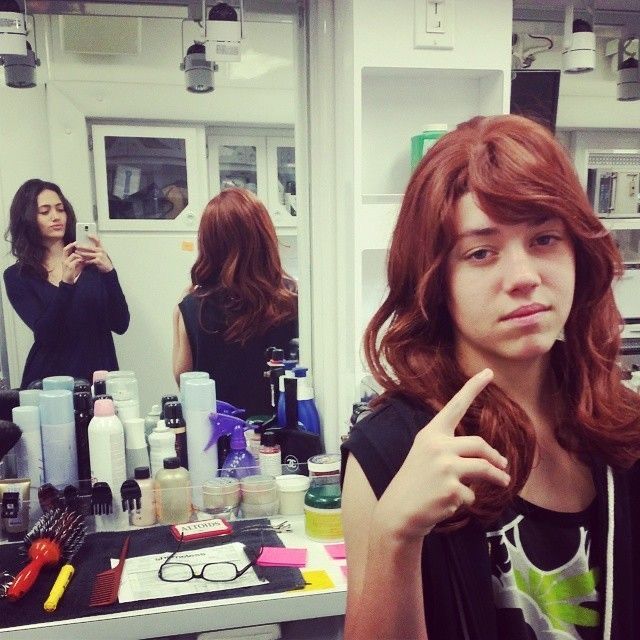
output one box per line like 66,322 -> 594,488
341,114 -> 640,640
173,188 -> 297,416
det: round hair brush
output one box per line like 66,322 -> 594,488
0,420 -> 22,459
6,507 -> 86,601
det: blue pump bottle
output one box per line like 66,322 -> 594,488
277,366 -> 321,436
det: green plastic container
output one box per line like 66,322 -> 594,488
410,124 -> 448,171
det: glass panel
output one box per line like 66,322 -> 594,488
276,146 -> 296,217
103,136 -> 189,220
218,145 -> 258,193
611,229 -> 640,264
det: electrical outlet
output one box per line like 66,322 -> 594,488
414,0 -> 454,50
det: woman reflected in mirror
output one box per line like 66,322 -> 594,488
341,115 -> 640,640
173,187 -> 297,417
3,179 -> 130,388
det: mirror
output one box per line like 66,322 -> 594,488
0,1 -> 308,416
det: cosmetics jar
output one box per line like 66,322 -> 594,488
304,476 -> 343,542
202,477 -> 241,518
275,474 -> 310,515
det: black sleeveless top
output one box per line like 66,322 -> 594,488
178,292 -> 297,417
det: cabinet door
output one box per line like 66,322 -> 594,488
209,135 -> 268,206
266,137 -> 296,228
92,123 -> 206,231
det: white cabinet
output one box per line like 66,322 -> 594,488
208,130 -> 296,231
91,123 -> 208,232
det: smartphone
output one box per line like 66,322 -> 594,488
75,222 -> 97,248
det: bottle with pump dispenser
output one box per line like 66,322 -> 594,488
148,420 -> 177,478
155,457 -> 191,524
277,366 -> 321,435
88,398 -> 126,494
131,466 -> 156,526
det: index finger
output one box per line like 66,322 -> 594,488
428,368 -> 493,436
63,242 -> 77,256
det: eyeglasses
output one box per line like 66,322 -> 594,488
158,533 -> 263,583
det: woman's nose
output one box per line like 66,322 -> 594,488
503,250 -> 541,294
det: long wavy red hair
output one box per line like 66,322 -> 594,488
191,188 -> 297,342
364,114 -> 640,526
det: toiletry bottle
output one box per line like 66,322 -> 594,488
148,420 -> 176,478
42,375 -> 75,392
179,371 -> 209,400
160,394 -> 179,419
131,466 -> 156,526
122,417 -> 150,478
12,405 -> 44,487
410,124 -> 448,170
183,377 -> 217,488
92,370 -> 108,397
88,398 -> 126,493
19,389 -> 41,407
293,367 -> 321,436
155,456 -> 191,525
144,404 -> 161,444
259,430 -> 282,478
164,401 -> 188,469
73,391 -> 93,490
108,372 -> 140,422
39,390 -> 78,487
220,424 -> 257,480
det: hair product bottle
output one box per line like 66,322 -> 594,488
39,390 -> 78,487
259,430 -> 282,478
183,377 -> 217,488
148,420 -> 176,478
73,391 -> 93,490
144,404 -> 161,444
155,457 -> 191,525
164,401 -> 188,469
88,398 -> 126,493
220,424 -> 257,480
131,466 -> 156,526
122,418 -> 150,479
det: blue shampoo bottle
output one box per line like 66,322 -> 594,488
206,412 -> 257,479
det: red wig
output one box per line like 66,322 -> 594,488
364,114 -> 640,525
191,188 -> 297,342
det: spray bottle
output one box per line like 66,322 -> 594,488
292,367 -> 321,436
206,413 -> 257,480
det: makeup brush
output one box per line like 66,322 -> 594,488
6,507 -> 86,601
0,420 -> 22,459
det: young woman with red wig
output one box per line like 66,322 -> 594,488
173,188 -> 297,416
341,114 -> 640,640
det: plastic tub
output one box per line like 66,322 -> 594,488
275,474 -> 310,515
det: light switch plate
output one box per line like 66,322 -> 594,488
414,0 -> 455,50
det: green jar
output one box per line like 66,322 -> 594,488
304,481 -> 343,542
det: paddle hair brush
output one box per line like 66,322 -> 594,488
6,507 -> 86,601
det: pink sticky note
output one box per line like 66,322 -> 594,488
325,543 -> 346,560
257,546 -> 307,567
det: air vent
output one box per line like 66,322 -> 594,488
59,15 -> 141,55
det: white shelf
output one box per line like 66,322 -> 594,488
601,218 -> 640,231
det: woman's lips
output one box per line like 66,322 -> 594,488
500,304 -> 549,321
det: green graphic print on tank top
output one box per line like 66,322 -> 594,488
486,497 -> 601,640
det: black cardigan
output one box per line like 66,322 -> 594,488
341,397 -> 640,640
3,263 -> 129,387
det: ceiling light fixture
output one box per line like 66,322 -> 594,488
617,37 -> 640,102
1,38 -> 39,87
180,40 -> 215,93
562,4 -> 595,74
0,0 -> 26,56
205,1 -> 243,63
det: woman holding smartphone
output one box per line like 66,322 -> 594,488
3,178 -> 130,387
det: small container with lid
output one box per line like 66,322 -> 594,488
276,474 -> 310,515
240,474 -> 278,518
304,454 -> 343,542
202,477 -> 241,518
155,456 -> 191,525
